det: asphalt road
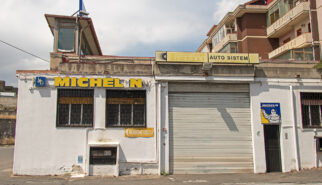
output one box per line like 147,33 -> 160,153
1,146 -> 322,185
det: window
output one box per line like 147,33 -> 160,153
293,47 -> 313,61
283,38 -> 291,44
90,147 -> 117,165
296,28 -> 302,36
301,93 -> 322,128
106,90 -> 146,127
308,23 -> 311,33
317,138 -> 322,152
270,9 -> 280,24
57,89 -> 93,127
57,22 -> 75,52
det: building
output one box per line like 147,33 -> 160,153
0,80 -> 17,145
197,0 -> 322,61
13,1 -> 322,176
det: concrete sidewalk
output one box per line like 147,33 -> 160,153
1,146 -> 322,185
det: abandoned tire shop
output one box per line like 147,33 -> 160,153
169,83 -> 253,174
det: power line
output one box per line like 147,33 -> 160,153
0,39 -> 49,63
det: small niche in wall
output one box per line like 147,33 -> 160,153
90,147 -> 117,165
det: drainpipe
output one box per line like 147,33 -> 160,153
308,1 -> 316,60
154,81 -> 160,173
290,85 -> 300,171
157,83 -> 162,175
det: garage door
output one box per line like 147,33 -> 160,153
169,91 -> 253,174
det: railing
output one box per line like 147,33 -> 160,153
268,32 -> 312,59
212,33 -> 237,52
267,1 -> 309,37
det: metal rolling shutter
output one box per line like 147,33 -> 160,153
169,91 -> 253,174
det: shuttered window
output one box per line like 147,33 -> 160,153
301,93 -> 322,128
57,89 -> 93,127
106,90 -> 146,127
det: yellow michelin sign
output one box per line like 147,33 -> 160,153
54,77 -> 142,88
125,128 -> 154,137
156,51 -> 259,64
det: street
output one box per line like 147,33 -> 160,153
1,146 -> 322,185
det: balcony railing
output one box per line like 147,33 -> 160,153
267,1 -> 310,37
212,33 -> 237,52
268,32 -> 312,59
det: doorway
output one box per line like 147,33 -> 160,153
264,125 -> 282,172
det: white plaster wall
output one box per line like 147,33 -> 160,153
13,74 -> 157,176
251,79 -> 322,173
250,81 -> 297,173
293,18 -> 310,36
13,77 -> 87,175
159,82 -> 169,173
293,86 -> 322,169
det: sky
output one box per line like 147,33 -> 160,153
0,0 -> 249,87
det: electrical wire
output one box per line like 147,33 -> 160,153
0,39 -> 49,63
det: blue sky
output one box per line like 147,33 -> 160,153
0,0 -> 249,86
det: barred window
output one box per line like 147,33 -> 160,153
57,89 -> 93,127
90,147 -> 117,165
301,93 -> 322,128
106,90 -> 146,127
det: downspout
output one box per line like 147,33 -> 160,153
290,85 -> 300,171
84,128 -> 94,175
308,1 -> 316,60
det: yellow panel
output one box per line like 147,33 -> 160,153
125,128 -> 154,137
59,97 -> 93,104
167,52 -> 208,63
156,51 -> 259,63
155,51 -> 167,62
261,110 -> 269,124
107,98 -> 145,104
209,53 -> 259,63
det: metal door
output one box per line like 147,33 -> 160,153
169,92 -> 253,174
264,125 -> 282,172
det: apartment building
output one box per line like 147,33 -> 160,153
198,0 -> 322,61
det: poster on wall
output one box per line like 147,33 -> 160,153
261,103 -> 281,124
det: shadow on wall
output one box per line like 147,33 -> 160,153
217,107 -> 239,132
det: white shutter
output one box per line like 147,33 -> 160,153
169,91 -> 253,174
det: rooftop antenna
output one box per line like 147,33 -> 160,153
71,0 -> 89,16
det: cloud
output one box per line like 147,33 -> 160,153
213,0 -> 250,22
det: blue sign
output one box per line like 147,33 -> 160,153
35,77 -> 47,87
78,155 -> 83,164
261,103 -> 281,124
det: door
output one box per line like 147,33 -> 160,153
264,125 -> 282,172
169,92 -> 253,174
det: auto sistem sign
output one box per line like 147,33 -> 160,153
155,51 -> 259,64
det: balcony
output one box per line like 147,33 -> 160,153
267,1 -> 310,38
212,33 -> 237,52
268,32 -> 312,59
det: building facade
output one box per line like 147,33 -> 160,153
197,0 -> 322,61
13,4 -> 322,176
